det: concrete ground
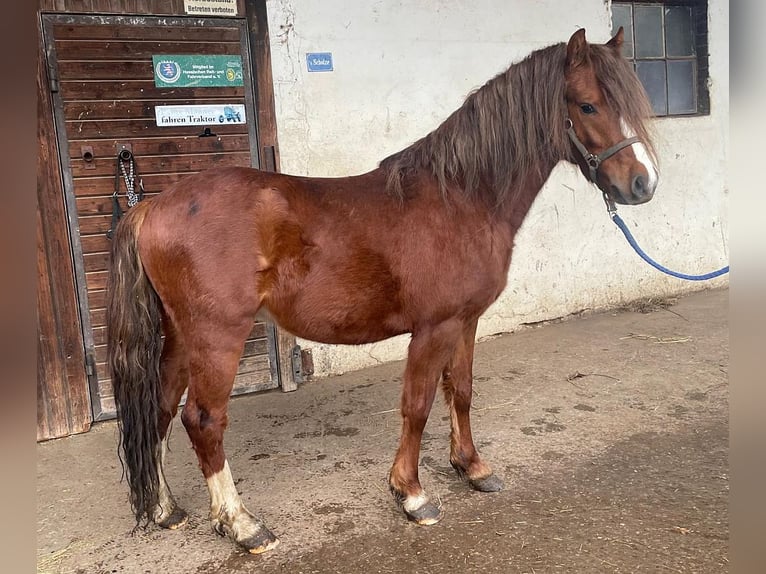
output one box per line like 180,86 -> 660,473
37,288 -> 728,574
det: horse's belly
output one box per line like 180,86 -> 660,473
261,264 -> 408,345
264,296 -> 407,345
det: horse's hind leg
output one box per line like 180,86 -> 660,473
389,319 -> 463,525
180,322 -> 279,554
442,319 -> 503,493
153,316 -> 190,529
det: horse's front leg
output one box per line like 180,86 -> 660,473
442,319 -> 504,492
389,319 -> 463,525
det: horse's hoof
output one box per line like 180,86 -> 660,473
405,500 -> 443,526
469,474 -> 504,493
451,462 -> 504,493
156,507 -> 188,530
241,528 -> 280,555
390,483 -> 443,526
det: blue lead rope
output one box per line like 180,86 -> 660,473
610,212 -> 729,281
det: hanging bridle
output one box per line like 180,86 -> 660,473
106,149 -> 145,239
564,117 -> 640,201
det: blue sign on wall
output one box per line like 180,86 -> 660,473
306,52 -> 334,72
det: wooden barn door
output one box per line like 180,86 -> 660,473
42,13 -> 280,421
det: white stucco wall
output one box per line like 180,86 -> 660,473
265,0 -> 729,377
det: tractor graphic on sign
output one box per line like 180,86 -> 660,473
219,106 -> 241,123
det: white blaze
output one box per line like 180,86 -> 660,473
620,118 -> 658,190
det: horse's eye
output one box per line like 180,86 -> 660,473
580,103 -> 597,115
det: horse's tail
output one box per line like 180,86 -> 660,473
106,202 -> 163,526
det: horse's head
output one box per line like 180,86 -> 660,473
564,28 -> 658,206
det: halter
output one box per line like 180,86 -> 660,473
565,117 -> 640,191
565,119 -> 728,280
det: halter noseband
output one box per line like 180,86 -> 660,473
565,118 -> 640,185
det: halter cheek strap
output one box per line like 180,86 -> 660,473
565,118 -> 640,184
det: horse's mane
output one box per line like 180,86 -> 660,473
380,41 -> 655,206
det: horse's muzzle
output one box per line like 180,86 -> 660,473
610,173 -> 656,205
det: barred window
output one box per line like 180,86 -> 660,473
612,1 -> 709,116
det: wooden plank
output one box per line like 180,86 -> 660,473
93,338 -> 267,365
276,329 -> 299,392
236,354 -> 272,376
88,288 -> 106,309
247,322 -> 269,339
53,23 -> 241,42
232,380 -> 277,395
56,40 -> 241,60
76,195 -> 175,227
95,362 -> 109,383
42,0 -> 188,16
85,270 -> 108,292
90,307 -> 106,327
84,253 -> 109,273
67,134 -> 250,159
75,196 -> 116,217
71,150 -> 251,178
74,172 -> 187,197
80,213 -> 124,237
88,291 -> 272,326
248,0 -> 281,171
87,305 -> 270,334
81,234 -> 110,254
90,322 -> 266,349
234,369 -> 276,393
59,81 -> 246,101
95,372 -> 274,414
91,321 -> 265,348
242,338 -> 270,357
37,32 -> 92,440
94,345 -> 108,365
57,60 -> 155,81
93,325 -> 106,347
37,208 -> 70,440
95,351 -> 271,392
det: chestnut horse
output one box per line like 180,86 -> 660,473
107,28 -> 658,554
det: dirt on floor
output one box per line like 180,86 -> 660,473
37,288 -> 728,574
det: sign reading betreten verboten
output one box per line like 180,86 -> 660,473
153,55 -> 244,88
183,0 -> 238,16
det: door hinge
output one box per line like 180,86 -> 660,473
46,49 -> 59,93
85,353 -> 96,377
290,345 -> 304,385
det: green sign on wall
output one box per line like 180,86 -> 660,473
153,55 -> 244,88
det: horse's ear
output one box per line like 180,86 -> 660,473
566,28 -> 590,69
606,26 -> 625,52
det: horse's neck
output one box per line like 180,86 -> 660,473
492,162 -> 559,232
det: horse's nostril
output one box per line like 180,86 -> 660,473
631,175 -> 647,197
